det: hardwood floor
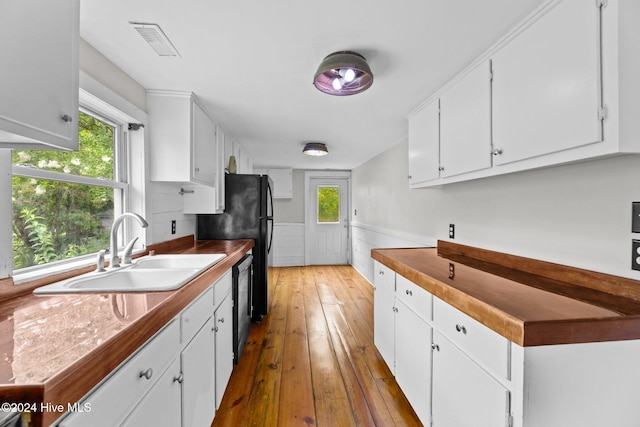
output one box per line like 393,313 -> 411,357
212,265 -> 422,427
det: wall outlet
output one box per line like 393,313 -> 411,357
171,220 -> 176,235
633,202 -> 640,233
633,240 -> 640,271
449,224 -> 455,239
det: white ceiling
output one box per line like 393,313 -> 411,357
80,0 -> 545,170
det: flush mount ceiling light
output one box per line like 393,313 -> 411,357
129,22 -> 181,57
313,51 -> 373,96
302,142 -> 329,156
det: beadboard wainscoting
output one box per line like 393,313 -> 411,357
150,182 -> 197,244
351,221 -> 436,284
271,223 -> 305,267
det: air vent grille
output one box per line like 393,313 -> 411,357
129,22 -> 180,57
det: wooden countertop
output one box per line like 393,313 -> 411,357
372,241 -> 640,347
0,237 -> 253,426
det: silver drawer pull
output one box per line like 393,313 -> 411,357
139,368 -> 153,380
405,289 -> 413,296
455,324 -> 467,334
378,270 -> 384,275
431,343 -> 440,352
61,114 -> 73,123
173,373 -> 184,384
218,317 -> 225,323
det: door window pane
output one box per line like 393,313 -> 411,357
317,186 -> 340,223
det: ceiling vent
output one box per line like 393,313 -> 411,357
129,22 -> 181,57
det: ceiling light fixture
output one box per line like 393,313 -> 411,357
313,51 -> 373,96
302,142 -> 329,156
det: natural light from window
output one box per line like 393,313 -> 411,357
317,186 -> 340,224
12,111 -> 126,270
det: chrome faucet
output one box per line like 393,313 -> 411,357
110,212 -> 148,268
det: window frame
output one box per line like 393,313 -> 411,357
11,100 -> 134,280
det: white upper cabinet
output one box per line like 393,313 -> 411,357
492,0 -> 602,165
0,0 -> 79,150
268,168 -> 293,199
408,99 -> 440,186
439,61 -> 492,178
147,91 -> 218,186
408,0 -> 640,187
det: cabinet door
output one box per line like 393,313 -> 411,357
492,0 -> 602,165
0,0 -> 79,150
432,331 -> 509,427
192,101 -> 218,185
214,294 -> 234,409
374,280 -> 396,375
269,168 -> 293,199
439,61 -> 492,178
396,301 -> 432,424
182,317 -> 216,427
408,99 -> 440,185
121,359 -> 182,427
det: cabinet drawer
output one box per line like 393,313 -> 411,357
373,261 -> 395,292
58,320 -> 180,427
396,274 -> 432,322
433,297 -> 510,379
182,286 -> 213,344
214,270 -> 232,308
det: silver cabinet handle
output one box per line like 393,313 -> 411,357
438,166 -> 445,171
173,373 -> 184,384
61,114 -> 73,123
455,324 -> 467,334
492,148 -> 503,156
218,317 -> 225,323
213,326 -> 219,332
139,368 -> 153,380
431,343 -> 440,351
405,289 -> 413,296
378,270 -> 384,275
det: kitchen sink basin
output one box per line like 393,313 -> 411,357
34,253 -> 227,294
130,254 -> 226,270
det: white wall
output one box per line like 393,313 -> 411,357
352,138 -> 640,282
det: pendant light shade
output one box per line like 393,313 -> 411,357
313,51 -> 373,96
303,142 -> 329,156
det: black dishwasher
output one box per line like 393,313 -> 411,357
233,253 -> 253,364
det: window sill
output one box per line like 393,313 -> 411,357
12,249 -> 146,285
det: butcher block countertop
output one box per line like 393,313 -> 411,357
372,241 -> 640,347
0,236 -> 253,426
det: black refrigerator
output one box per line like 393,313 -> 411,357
197,174 -> 273,321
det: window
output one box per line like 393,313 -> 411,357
12,110 -> 128,271
317,186 -> 340,223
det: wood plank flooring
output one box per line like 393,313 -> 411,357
212,265 -> 422,427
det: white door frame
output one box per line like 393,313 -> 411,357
304,170 -> 351,266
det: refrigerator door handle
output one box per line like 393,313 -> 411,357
266,180 -> 274,254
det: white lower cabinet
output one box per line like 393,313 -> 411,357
431,331 -> 509,427
121,359 -> 182,427
373,261 -> 433,423
214,293 -> 234,409
395,300 -> 432,424
373,260 -> 640,427
373,261 -> 396,374
55,269 -> 234,427
181,317 -> 215,427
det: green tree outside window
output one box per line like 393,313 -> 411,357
12,112 -> 116,269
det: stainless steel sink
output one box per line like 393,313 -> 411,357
33,253 -> 227,294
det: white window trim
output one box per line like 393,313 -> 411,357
11,76 -> 148,284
